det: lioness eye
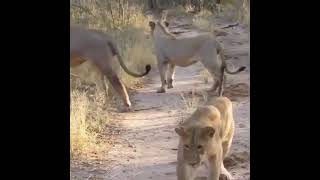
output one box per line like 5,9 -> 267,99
197,145 -> 202,149
184,145 -> 189,149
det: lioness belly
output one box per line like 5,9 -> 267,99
171,58 -> 198,67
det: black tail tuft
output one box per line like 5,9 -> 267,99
239,66 -> 246,72
145,64 -> 151,74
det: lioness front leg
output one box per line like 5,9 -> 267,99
177,141 -> 197,180
177,162 -> 197,180
219,162 -> 232,180
167,64 -> 176,89
208,153 -> 222,180
157,62 -> 169,93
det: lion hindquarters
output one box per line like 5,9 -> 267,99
206,97 -> 235,157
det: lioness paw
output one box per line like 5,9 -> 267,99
119,106 -> 133,113
219,172 -> 232,180
156,87 -> 166,93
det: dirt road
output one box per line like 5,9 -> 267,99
71,16 -> 250,180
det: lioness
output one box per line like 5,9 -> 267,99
175,96 -> 235,180
148,20 -> 245,95
70,25 -> 151,112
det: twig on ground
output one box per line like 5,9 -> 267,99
70,73 -> 80,78
221,22 -> 239,29
133,106 -> 159,112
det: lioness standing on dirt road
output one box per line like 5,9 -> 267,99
175,96 -> 235,180
70,25 -> 151,112
148,19 -> 245,96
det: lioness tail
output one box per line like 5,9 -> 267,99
216,41 -> 246,74
107,42 -> 151,77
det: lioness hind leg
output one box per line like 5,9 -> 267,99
97,66 -> 132,112
90,63 -> 108,101
89,52 -> 132,112
200,60 -> 222,95
209,71 -> 223,95
217,73 -> 227,96
220,132 -> 234,180
167,64 -> 176,89
98,73 -> 108,100
222,123 -> 235,158
157,63 -> 169,93
106,74 -> 132,112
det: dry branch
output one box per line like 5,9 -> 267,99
71,3 -> 97,18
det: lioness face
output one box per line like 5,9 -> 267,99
175,126 -> 215,167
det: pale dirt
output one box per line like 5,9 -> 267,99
71,16 -> 250,180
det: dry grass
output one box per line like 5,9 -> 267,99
180,90 -> 198,112
200,69 -> 213,84
70,90 -> 109,158
178,90 -> 198,126
218,0 -> 250,24
111,27 -> 156,88
178,89 -> 209,126
70,90 -> 91,157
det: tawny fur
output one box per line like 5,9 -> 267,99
148,20 -> 245,95
70,25 -> 151,112
175,96 -> 235,180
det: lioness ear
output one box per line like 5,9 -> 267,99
203,126 -> 215,138
164,21 -> 169,27
149,21 -> 156,30
175,127 -> 186,137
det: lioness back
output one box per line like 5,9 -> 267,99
205,97 -> 234,142
148,19 -> 245,95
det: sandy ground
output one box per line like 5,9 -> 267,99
71,16 -> 250,180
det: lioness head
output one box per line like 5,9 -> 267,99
148,20 -> 170,37
175,126 -> 216,167
175,106 -> 221,167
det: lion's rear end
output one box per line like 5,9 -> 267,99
206,96 -> 235,151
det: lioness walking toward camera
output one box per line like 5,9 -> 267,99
148,20 -> 245,95
175,96 -> 235,180
70,25 -> 151,112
